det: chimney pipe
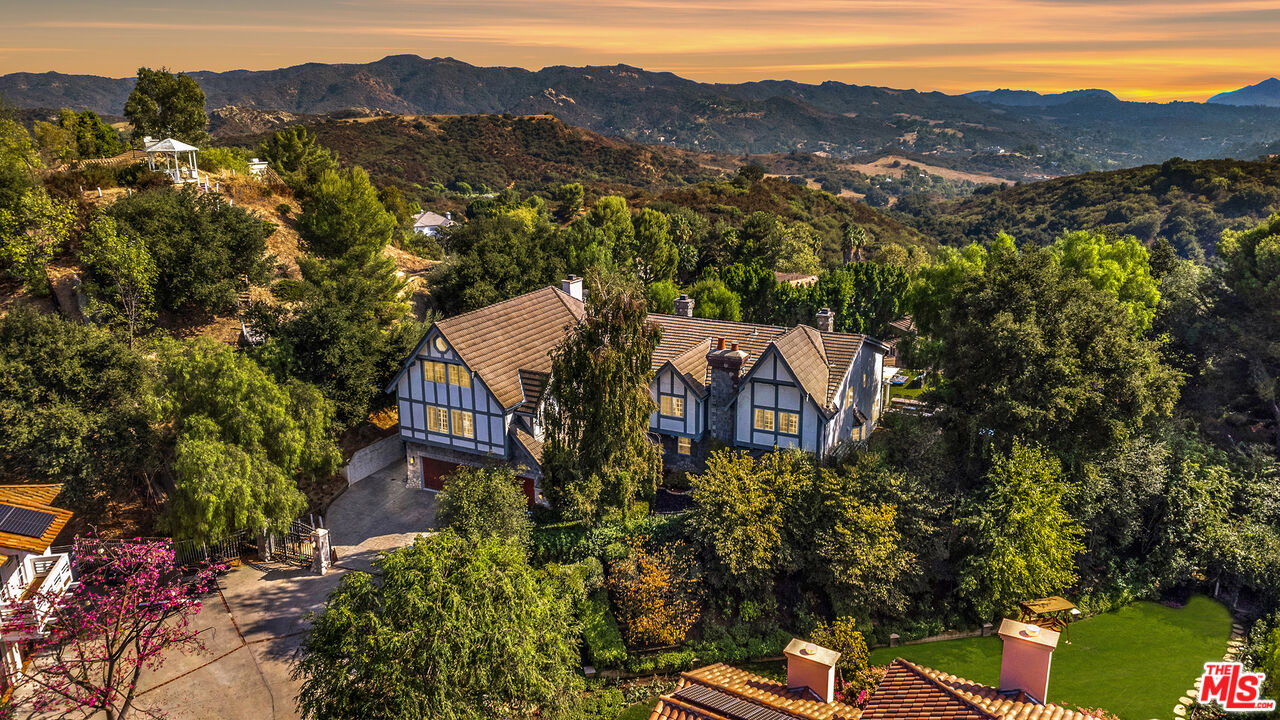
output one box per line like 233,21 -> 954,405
784,639 -> 840,703
674,293 -> 695,318
716,338 -> 725,350
731,342 -> 739,351
997,618 -> 1060,703
561,275 -> 583,302
816,307 -> 835,333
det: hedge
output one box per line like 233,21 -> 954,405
580,590 -> 627,668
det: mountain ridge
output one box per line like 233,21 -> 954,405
5,55 -> 1280,175
1209,77 -> 1280,107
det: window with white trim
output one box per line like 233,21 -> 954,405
448,364 -> 471,388
450,409 -> 475,438
753,408 -> 775,431
659,394 -> 685,418
677,437 -> 691,455
427,406 -> 449,433
425,361 -> 448,384
778,411 -> 799,435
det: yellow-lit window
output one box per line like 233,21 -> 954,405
659,395 -> 684,418
425,361 -> 447,384
845,385 -> 855,405
678,437 -> 692,455
753,408 -> 775,431
779,412 -> 799,435
449,365 -> 471,388
451,409 -> 475,438
427,406 -> 449,433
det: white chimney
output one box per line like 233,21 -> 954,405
816,307 -> 835,333
561,275 -> 583,302
784,638 -> 840,703
997,618 -> 1060,703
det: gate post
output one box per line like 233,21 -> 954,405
258,531 -> 272,562
311,528 -> 332,576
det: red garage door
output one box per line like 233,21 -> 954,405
420,457 -> 461,491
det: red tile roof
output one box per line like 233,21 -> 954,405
648,663 -> 862,720
0,485 -> 73,554
864,660 -> 1099,720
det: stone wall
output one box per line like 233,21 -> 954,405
344,435 -> 404,486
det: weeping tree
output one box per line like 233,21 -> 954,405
541,270 -> 662,520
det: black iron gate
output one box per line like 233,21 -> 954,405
267,519 -> 316,567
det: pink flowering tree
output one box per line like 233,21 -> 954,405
3,538 -> 221,720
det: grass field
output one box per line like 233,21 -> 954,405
868,596 -> 1232,720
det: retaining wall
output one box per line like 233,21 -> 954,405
345,435 -> 404,486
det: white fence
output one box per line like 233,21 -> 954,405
345,435 -> 404,486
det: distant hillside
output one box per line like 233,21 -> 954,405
223,113 -> 726,198
1209,78 -> 1280,108
643,176 -> 930,265
7,55 -> 1280,178
902,156 -> 1280,258
964,88 -> 1119,106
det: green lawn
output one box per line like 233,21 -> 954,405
617,697 -> 659,720
868,596 -> 1232,720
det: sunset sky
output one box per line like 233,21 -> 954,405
4,0 -> 1278,101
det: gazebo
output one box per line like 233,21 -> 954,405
143,137 -> 200,183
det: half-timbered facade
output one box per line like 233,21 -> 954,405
386,279 -> 889,495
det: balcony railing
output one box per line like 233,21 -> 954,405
1,552 -> 72,640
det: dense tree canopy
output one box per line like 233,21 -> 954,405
294,532 -> 581,720
152,338 -> 338,541
260,126 -> 339,192
297,166 -> 397,259
438,466 -> 532,547
123,67 -> 209,146
0,308 -> 154,514
106,187 -> 273,314
542,272 -> 662,520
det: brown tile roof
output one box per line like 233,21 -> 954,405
650,663 -> 861,720
651,697 -> 732,720
517,369 -> 550,415
0,485 -> 73,554
406,287 -> 878,418
512,425 -> 545,467
650,314 -> 870,414
864,660 -> 1099,720
435,286 -> 585,410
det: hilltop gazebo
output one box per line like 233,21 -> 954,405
143,137 -> 200,183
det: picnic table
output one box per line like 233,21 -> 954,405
1018,596 -> 1080,638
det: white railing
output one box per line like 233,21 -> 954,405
1,552 -> 72,640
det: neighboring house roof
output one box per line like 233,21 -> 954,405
863,660 -> 1096,720
887,316 -> 916,336
650,663 -> 861,720
432,286 -> 585,410
0,485 -> 73,554
413,211 -> 454,229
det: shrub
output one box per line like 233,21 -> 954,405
579,590 -> 627,668
276,203 -> 292,216
608,538 -> 703,649
809,617 -> 870,688
625,649 -> 696,674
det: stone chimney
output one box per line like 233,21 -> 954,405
706,338 -> 748,445
561,275 -> 583,302
784,638 -> 841,703
816,307 -> 835,333
997,618 -> 1060,703
674,294 -> 695,318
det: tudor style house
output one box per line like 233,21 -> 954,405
0,485 -> 74,691
386,277 -> 889,500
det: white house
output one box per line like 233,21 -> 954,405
0,485 -> 74,691
385,277 -> 890,499
411,211 -> 456,237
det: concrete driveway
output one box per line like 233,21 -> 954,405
15,459 -> 440,720
327,459 -> 440,572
